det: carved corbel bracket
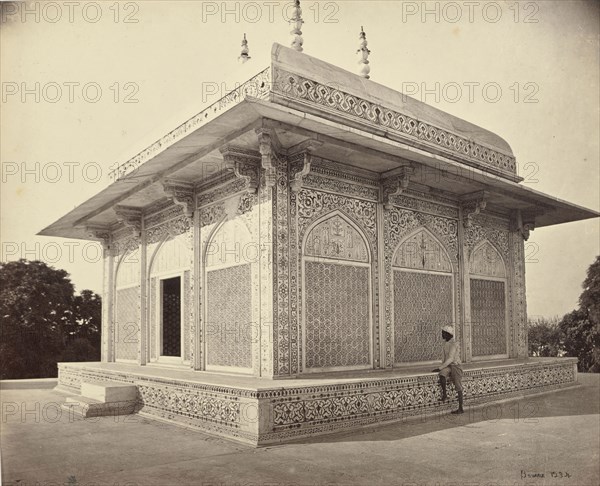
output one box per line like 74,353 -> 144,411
521,221 -> 535,241
256,128 -> 278,188
382,166 -> 414,209
461,191 -> 488,227
84,224 -> 111,249
219,145 -> 261,194
511,209 -> 536,241
288,139 -> 323,193
162,179 -> 195,218
113,205 -> 142,237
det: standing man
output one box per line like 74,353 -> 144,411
432,325 -> 464,414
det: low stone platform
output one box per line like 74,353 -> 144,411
56,357 -> 578,446
61,381 -> 138,418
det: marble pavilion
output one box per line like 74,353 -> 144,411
40,26 -> 598,445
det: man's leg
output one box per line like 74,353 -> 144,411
450,365 -> 464,414
438,368 -> 450,401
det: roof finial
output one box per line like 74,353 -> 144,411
289,0 -> 304,52
357,26 -> 370,79
238,33 -> 251,63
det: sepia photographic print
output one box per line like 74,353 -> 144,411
1,1 -> 599,485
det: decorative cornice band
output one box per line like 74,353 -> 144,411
272,69 -> 517,177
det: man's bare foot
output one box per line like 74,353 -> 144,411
451,409 -> 464,414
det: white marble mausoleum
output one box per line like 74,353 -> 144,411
40,38 -> 598,445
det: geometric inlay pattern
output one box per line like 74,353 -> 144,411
470,278 -> 507,356
305,214 -> 369,262
274,69 -> 517,175
115,286 -> 139,360
393,229 -> 452,273
206,264 -> 252,369
58,357 -> 577,446
304,261 -> 370,369
394,271 -> 454,363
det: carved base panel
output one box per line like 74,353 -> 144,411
58,358 -> 577,446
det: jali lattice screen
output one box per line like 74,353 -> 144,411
470,278 -> 507,356
206,264 -> 252,369
115,286 -> 139,360
304,261 -> 371,370
393,271 -> 453,363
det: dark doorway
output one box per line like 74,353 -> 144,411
161,276 -> 181,357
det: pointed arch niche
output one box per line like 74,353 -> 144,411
469,240 -> 508,359
302,212 -> 373,372
114,247 -> 140,362
203,217 -> 257,375
392,228 -> 455,364
147,233 -> 192,364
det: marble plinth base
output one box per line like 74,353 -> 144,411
56,358 -> 578,446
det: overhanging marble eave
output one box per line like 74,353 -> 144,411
37,101 -> 268,241
250,101 -> 599,228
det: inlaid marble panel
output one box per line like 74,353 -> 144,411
393,229 -> 452,272
470,241 -> 506,278
305,214 -> 369,262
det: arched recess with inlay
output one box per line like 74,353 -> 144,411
147,233 -> 192,365
114,247 -> 140,362
392,227 -> 456,364
302,211 -> 373,372
469,240 -> 509,359
203,217 -> 257,375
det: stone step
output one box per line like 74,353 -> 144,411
62,396 -> 137,418
80,381 -> 137,403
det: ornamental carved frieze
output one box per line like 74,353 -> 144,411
297,189 -> 377,241
162,179 -> 194,218
146,214 -> 191,244
386,207 -> 458,261
84,224 -> 111,248
199,203 -> 226,228
390,191 -> 459,219
114,205 -> 142,236
464,214 -> 510,257
310,157 -> 380,187
144,203 -> 184,229
219,145 -> 261,194
237,193 -> 256,216
112,233 -> 140,255
197,178 -> 247,208
382,167 -> 414,210
272,68 -> 517,175
302,173 -> 379,201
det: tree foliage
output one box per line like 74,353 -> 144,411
530,256 -> 600,372
528,316 -> 562,358
0,259 -> 101,379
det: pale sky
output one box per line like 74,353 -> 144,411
1,0 -> 599,319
